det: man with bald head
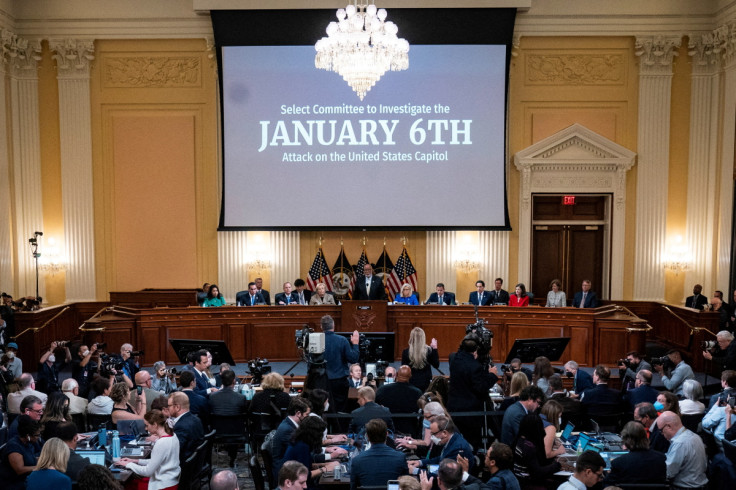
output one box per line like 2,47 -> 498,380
376,365 -> 423,435
657,411 -> 708,489
129,370 -> 159,412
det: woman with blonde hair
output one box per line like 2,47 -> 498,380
110,382 -> 145,427
309,283 -> 336,305
25,437 -> 71,490
394,284 -> 419,305
250,372 -> 291,415
500,371 -> 529,410
401,327 -> 439,392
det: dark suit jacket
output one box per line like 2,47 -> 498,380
65,450 -> 90,482
376,382 -> 423,436
294,289 -> 312,305
549,392 -> 584,427
501,401 -> 528,445
426,292 -> 456,305
624,384 -> 660,411
349,401 -> 395,434
259,289 -> 271,305
572,291 -> 598,308
573,369 -> 595,395
272,417 -> 299,480
209,386 -> 247,416
353,275 -> 387,301
193,369 -> 212,397
581,383 -> 623,416
183,389 -> 210,417
711,340 -> 736,371
489,289 -> 509,305
469,291 -> 492,306
447,350 -> 497,412
274,292 -> 299,305
685,294 -> 708,310
235,291 -> 266,306
424,432 -> 475,470
350,443 -> 409,490
649,422 -> 670,453
174,411 -> 204,463
602,449 -> 667,486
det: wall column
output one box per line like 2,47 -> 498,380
718,24 -> 736,293
633,36 -> 680,301
0,30 -> 15,296
50,39 -> 97,302
685,32 -> 723,295
9,38 -> 44,300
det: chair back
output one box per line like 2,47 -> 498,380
681,413 -> 704,433
71,413 -> 86,434
249,454 -> 266,490
180,444 -> 200,490
86,413 -> 113,431
699,427 -> 721,460
723,437 -> 736,464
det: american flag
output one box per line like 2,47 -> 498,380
374,247 -> 396,301
388,247 -> 418,294
306,248 -> 334,291
351,249 -> 369,294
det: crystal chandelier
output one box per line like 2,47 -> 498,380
315,2 -> 409,101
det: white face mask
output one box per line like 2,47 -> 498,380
430,435 -> 442,445
559,417 -> 562,426
7,351 -> 14,359
81,350 -> 90,358
324,402 -> 330,412
48,354 -> 56,363
385,377 -> 394,384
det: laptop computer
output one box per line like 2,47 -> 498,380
117,419 -> 145,437
78,450 -> 107,466
560,422 -> 576,444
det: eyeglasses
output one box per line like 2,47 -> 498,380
27,408 -> 44,415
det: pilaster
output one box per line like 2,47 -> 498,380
718,23 -> 736,291
633,36 -> 681,301
50,38 -> 97,301
426,231 -> 456,295
9,36 -> 44,300
0,30 -> 14,296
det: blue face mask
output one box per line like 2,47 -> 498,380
654,401 -> 665,411
422,419 -> 431,429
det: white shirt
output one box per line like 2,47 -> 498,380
87,395 -> 113,414
557,475 -> 587,490
63,391 -> 89,415
126,433 -> 181,490
7,387 -> 48,414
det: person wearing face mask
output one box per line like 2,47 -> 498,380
4,342 -> 22,380
37,341 -> 71,394
71,344 -> 97,398
376,365 -> 423,436
408,415 -> 475,474
396,401 -> 445,453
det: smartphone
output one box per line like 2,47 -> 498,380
388,481 -> 400,490
136,386 -> 143,395
728,395 -> 736,408
428,464 -> 439,475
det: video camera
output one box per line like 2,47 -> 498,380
702,340 -> 718,353
650,355 -> 675,372
94,342 -> 107,351
466,306 -> 494,369
295,325 -> 325,365
99,353 -> 126,378
247,357 -> 271,384
617,358 -> 632,369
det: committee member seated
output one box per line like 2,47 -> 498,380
489,277 -> 510,305
310,282 -> 336,305
201,284 -> 226,307
509,283 -> 530,307
236,282 -> 265,306
657,411 -> 709,489
425,283 -> 455,305
602,420 -> 666,487
685,283 -> 708,310
254,277 -> 271,305
395,283 -> 419,305
545,279 -> 567,307
349,386 -> 394,434
572,279 -> 598,308
654,349 -> 695,397
469,280 -> 493,306
350,419 -> 409,490
353,264 -> 387,301
275,281 -> 299,305
703,330 -> 736,371
293,278 -> 312,305
196,282 -> 210,306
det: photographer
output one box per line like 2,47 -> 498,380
447,333 -> 499,451
618,350 -> 652,390
702,372 -> 736,441
151,361 -> 177,394
72,343 -> 99,398
38,341 -> 71,394
653,349 -> 694,397
703,330 -> 736,372
119,343 -> 141,380
321,314 -> 360,413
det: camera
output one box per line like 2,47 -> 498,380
702,341 -> 718,353
54,341 -> 69,348
466,312 -> 494,370
650,355 -> 674,372
499,364 -> 512,374
94,342 -> 107,351
247,357 -> 271,384
617,358 -> 632,369
130,350 -> 144,357
99,353 -> 125,377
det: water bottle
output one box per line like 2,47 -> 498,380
333,464 -> 342,480
98,425 -> 107,447
112,430 -> 121,460
576,439 -> 582,455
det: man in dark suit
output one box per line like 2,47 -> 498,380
573,279 -> 598,308
350,418 -> 408,490
375,365 -> 423,436
191,349 -> 217,396
548,374 -> 584,427
271,398 -> 311,482
489,277 -> 510,305
635,402 -> 669,453
169,391 -> 205,463
602,420 -> 667,487
580,365 -> 623,417
685,284 -> 708,310
274,281 -> 299,306
293,278 -> 312,305
349,386 -> 394,434
58,421 -> 90,483
209,369 -> 246,415
564,360 -> 594,398
408,415 -> 476,472
469,280 -> 493,306
255,277 -> 271,305
236,282 -> 266,306
352,264 -> 387,300
180,370 -> 211,418
501,386 -> 545,445
425,283 -> 456,305
624,369 -> 659,411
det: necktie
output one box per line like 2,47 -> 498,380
299,292 -> 304,304
251,295 -> 255,306
439,295 -> 443,304
479,292 -> 483,304
580,293 -> 586,308
366,279 -> 370,296
285,296 -> 290,305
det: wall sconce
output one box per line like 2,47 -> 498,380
245,233 -> 272,274
246,253 -> 272,274
662,235 -> 690,275
39,237 -> 68,275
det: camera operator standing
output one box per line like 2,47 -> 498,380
703,331 -> 736,371
653,349 -> 694,397
321,314 -> 360,413
38,341 -> 71,394
617,351 -> 652,390
447,334 -> 499,451
72,343 -> 99,398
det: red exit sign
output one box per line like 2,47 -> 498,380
562,196 -> 576,205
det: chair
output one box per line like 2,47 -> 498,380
0,426 -> 7,447
212,414 -> 248,466
723,437 -> 736,464
681,413 -> 704,433
180,445 -> 200,490
250,454 -> 266,490
86,413 -> 113,431
194,429 -> 216,488
71,413 -> 86,434
260,445 -> 276,489
699,427 -> 722,460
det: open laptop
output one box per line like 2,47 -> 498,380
117,419 -> 145,437
78,450 -> 107,466
559,422 -> 576,445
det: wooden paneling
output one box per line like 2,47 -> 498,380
110,290 -> 199,308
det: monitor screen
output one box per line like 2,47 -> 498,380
80,450 -> 107,466
561,422 -> 574,441
335,331 -> 395,363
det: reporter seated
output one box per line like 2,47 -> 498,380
110,382 -> 145,427
601,421 -> 666,487
0,415 -> 43,490
86,376 -> 114,415
350,419 -> 408,490
25,437 -> 72,490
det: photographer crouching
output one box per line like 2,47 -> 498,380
703,330 -> 736,372
652,349 -> 695,397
